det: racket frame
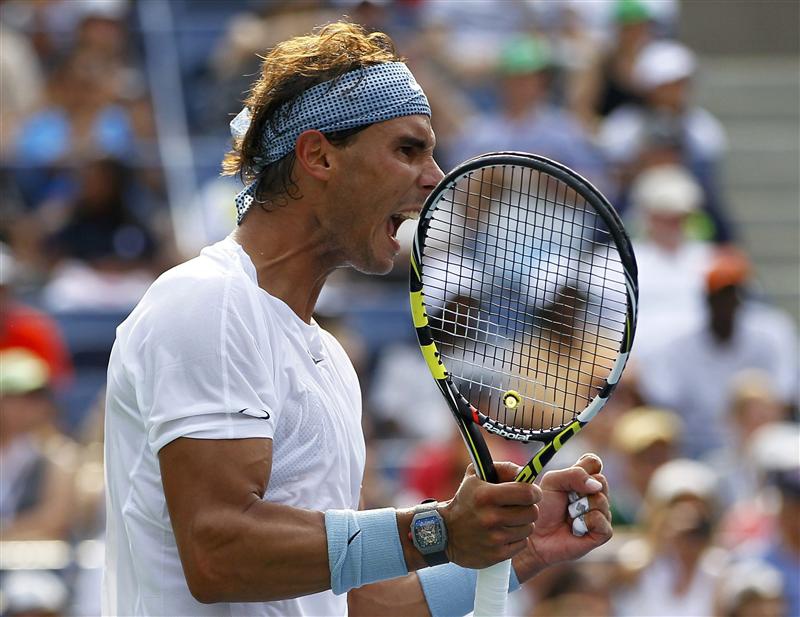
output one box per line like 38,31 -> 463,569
409,151 -> 638,485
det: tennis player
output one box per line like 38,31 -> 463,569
103,22 -> 612,617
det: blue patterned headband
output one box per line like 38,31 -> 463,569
231,61 -> 431,224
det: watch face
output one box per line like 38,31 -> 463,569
413,516 -> 443,550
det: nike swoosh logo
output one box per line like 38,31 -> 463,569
312,356 -> 324,364
347,530 -> 361,546
237,408 -> 271,420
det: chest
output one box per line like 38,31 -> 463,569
266,336 -> 365,511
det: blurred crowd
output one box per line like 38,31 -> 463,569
0,1 -> 797,616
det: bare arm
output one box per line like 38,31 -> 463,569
160,438 -> 539,604
160,437 -> 331,603
348,455 -> 613,617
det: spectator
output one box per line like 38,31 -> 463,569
0,570 -> 70,617
417,0 -> 538,98
753,465 -> 800,617
42,157 -> 160,311
627,164 -> 714,356
599,40 -> 735,243
614,458 -> 727,616
609,406 -> 681,525
705,370 -> 788,508
447,35 -> 608,192
0,243 -> 73,387
714,559 -> 786,617
529,561 -> 614,617
0,348 -> 78,540
570,0 -> 654,131
368,341 -> 453,440
14,49 -> 136,170
724,422 -> 800,617
638,249 -> 798,457
0,19 -> 45,160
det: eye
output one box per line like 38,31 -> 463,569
399,145 -> 415,158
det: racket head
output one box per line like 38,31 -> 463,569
410,152 -> 638,480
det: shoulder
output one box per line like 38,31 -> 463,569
685,107 -> 727,155
598,105 -> 646,159
120,240 -> 264,347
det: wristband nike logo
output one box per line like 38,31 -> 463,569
347,530 -> 361,546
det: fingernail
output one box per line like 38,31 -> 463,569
585,478 -> 603,491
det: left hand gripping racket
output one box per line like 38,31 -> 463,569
408,152 -> 638,616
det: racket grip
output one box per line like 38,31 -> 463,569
474,558 -> 511,617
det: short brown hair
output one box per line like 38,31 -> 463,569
221,22 -> 401,211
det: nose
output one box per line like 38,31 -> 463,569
421,156 -> 445,192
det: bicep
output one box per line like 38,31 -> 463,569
159,437 -> 272,570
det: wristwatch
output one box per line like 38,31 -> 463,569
410,500 -> 449,567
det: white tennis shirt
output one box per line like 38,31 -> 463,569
103,236 -> 366,616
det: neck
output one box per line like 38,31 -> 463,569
232,198 -> 341,323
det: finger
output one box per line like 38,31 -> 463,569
590,472 -> 609,496
485,480 -> 542,507
568,493 -> 610,521
498,503 -> 540,527
492,461 -> 524,482
499,537 -> 529,562
572,515 -> 588,537
540,466 -> 604,495
581,510 -> 613,542
494,522 -> 535,545
576,452 -> 603,475
568,496 -> 590,519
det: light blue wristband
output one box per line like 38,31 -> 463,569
325,508 -> 408,595
417,563 -> 521,617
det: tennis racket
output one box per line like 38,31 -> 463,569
409,152 -> 637,616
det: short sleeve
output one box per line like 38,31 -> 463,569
129,274 -> 281,454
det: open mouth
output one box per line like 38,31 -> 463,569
388,210 -> 419,239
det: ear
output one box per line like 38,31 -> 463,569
295,130 -> 333,181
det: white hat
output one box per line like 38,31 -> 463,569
748,421 -> 800,473
1,570 -> 69,615
645,458 -> 719,504
633,40 -> 696,90
717,560 -> 784,615
630,164 -> 702,215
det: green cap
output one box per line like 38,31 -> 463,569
615,0 -> 650,24
498,36 -> 552,75
0,348 -> 50,396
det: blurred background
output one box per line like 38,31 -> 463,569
0,1 -> 797,615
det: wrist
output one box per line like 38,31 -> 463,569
397,508 -> 428,571
410,501 -> 449,567
398,500 -> 452,571
511,545 -> 547,584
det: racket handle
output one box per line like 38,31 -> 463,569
474,558 -> 511,617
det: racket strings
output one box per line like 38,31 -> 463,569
442,182 -> 620,240
420,165 -> 627,433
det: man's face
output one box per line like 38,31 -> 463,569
645,211 -> 688,250
646,78 -> 690,112
323,115 -> 443,274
